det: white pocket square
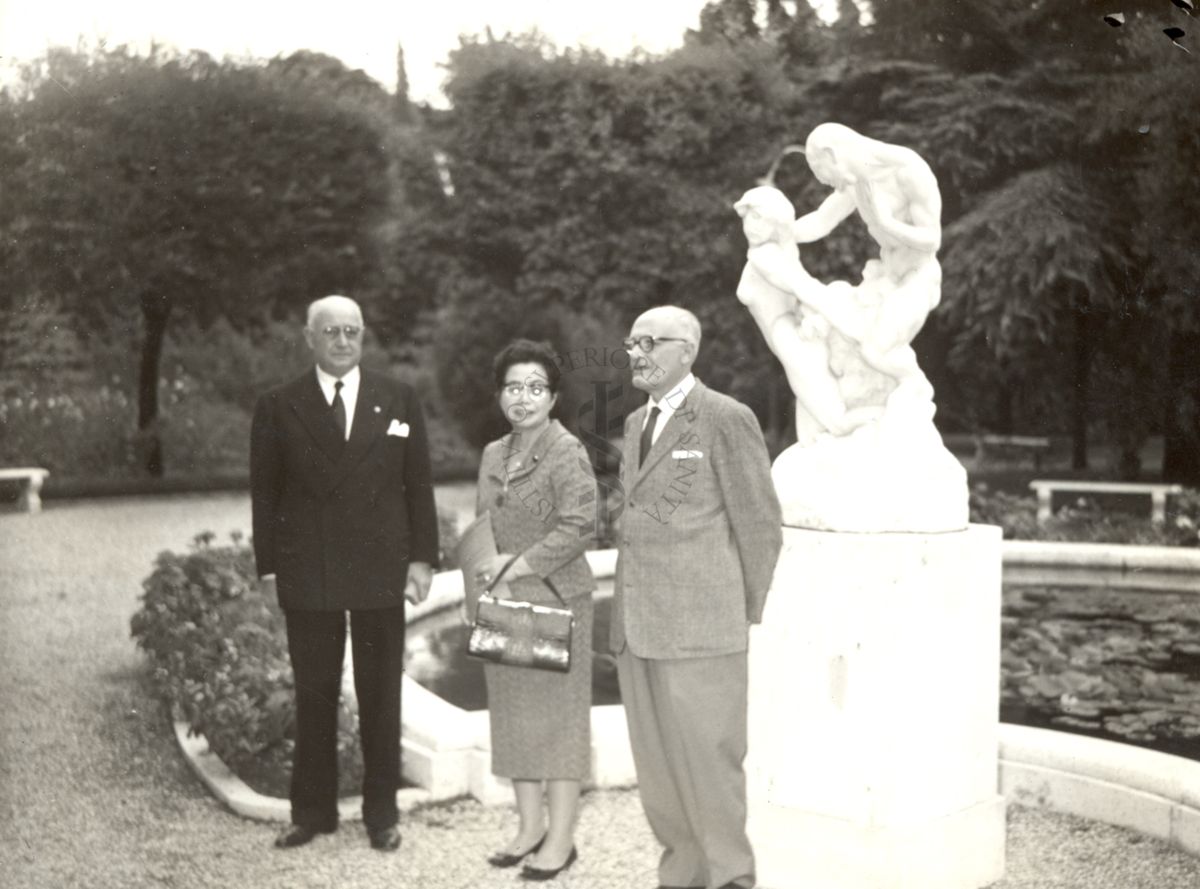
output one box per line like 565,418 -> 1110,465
387,420 -> 410,438
672,449 -> 702,459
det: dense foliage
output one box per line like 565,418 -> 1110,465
1,47 -> 400,475
3,1 -> 1197,486
130,520 -> 462,797
969,484 -> 1200,547
413,37 -> 803,448
0,317 -> 478,482
129,533 -> 361,796
403,1 -> 1198,478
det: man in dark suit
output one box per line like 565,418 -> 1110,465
613,306 -> 783,889
250,294 -> 438,851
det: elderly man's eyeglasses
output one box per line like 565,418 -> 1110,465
502,382 -> 550,399
622,335 -> 690,353
319,325 -> 363,341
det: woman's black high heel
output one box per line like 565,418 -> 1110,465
520,846 -> 578,881
487,834 -> 546,869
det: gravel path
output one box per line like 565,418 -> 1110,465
2,493 -> 1199,889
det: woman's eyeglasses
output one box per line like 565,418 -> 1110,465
502,382 -> 549,399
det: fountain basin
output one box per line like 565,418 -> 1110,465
176,541 -> 1200,862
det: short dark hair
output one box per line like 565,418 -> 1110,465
492,339 -> 561,394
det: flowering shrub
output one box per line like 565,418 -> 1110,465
0,386 -> 143,477
968,484 -> 1041,539
130,532 -> 362,797
131,514 -> 461,797
970,483 -> 1200,547
1,315 -> 480,483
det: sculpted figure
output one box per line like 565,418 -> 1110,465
734,124 -> 968,532
733,186 -> 881,443
792,122 -> 942,397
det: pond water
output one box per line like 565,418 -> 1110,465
1001,584 -> 1200,761
405,579 -> 1200,762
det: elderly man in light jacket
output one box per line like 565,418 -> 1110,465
612,305 -> 783,889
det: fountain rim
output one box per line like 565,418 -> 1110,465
178,536 -> 1200,860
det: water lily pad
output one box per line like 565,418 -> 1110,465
1053,715 -> 1102,729
1029,675 -> 1068,697
1139,710 -> 1173,725
1132,609 -> 1181,623
1003,585 -> 1200,758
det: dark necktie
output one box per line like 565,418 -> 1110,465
639,406 -> 661,468
331,380 -> 347,440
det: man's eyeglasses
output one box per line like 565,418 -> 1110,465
622,335 -> 690,353
502,382 -> 550,399
318,325 -> 363,341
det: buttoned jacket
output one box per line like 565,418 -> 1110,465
611,380 -> 782,658
250,368 -> 439,611
475,420 -> 597,605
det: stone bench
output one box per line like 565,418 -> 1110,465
0,467 -> 50,513
1028,479 -> 1184,525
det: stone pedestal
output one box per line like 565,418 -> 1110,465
747,525 -> 1006,889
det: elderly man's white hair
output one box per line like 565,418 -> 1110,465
306,295 -> 363,328
638,305 -> 703,352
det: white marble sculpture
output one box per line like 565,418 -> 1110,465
735,123 -> 968,532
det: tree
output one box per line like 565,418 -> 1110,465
412,35 -> 805,447
1087,7 -> 1200,483
797,1 -> 1185,475
863,0 -> 1027,72
2,46 -> 394,474
688,0 -> 839,67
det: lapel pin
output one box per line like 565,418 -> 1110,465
373,405 -> 381,413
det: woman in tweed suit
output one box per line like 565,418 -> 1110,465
471,339 -> 597,880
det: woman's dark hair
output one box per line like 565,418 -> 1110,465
492,338 -> 562,395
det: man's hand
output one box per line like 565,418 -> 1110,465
260,575 -> 277,598
404,561 -> 433,605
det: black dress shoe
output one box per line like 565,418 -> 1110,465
487,834 -> 546,868
273,824 -> 333,849
520,846 -> 578,881
367,824 -> 401,852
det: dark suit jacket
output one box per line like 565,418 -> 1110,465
250,368 -> 439,611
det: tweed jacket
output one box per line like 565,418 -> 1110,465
611,380 -> 783,659
476,420 -> 598,604
250,368 -> 439,611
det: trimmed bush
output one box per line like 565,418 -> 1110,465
131,513 -> 461,798
970,483 -> 1200,547
130,533 -> 361,797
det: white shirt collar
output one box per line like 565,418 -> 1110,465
649,373 -> 696,419
315,364 -> 360,402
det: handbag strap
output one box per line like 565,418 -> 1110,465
485,553 -> 569,607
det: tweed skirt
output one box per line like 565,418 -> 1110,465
484,595 -> 593,780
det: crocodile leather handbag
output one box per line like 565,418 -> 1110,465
466,556 -> 573,673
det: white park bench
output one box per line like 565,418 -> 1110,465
0,467 -> 50,514
1028,478 -> 1184,525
